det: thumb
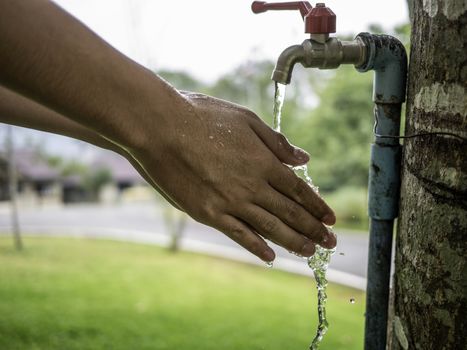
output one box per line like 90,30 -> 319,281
250,118 -> 309,166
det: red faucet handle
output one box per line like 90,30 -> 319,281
251,1 -> 313,19
251,1 -> 336,35
305,3 -> 336,34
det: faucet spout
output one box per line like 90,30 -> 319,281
271,44 -> 306,85
272,37 -> 367,85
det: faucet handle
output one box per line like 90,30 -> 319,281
251,1 -> 312,19
251,1 -> 336,35
306,3 -> 336,34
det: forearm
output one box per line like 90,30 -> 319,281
0,85 -> 182,209
0,85 -> 113,150
0,0 -> 183,149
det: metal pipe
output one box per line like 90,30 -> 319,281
356,33 -> 407,350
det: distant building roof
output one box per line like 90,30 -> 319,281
62,174 -> 82,187
0,149 -> 60,182
0,149 -> 145,186
91,151 -> 144,184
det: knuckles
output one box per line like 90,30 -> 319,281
189,199 -> 219,225
243,206 -> 279,237
284,202 -> 298,221
292,177 -> 307,198
261,217 -> 279,236
229,226 -> 246,241
241,109 -> 261,122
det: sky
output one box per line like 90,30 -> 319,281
2,0 -> 408,157
54,0 -> 409,82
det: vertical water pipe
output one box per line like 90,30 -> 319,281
356,33 -> 407,350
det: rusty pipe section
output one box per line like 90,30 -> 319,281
272,36 -> 366,84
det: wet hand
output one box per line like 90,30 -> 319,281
130,92 -> 336,262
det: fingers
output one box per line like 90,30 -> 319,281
253,187 -> 336,249
239,204 -> 317,257
217,215 -> 275,262
270,164 -> 336,226
249,117 -> 310,166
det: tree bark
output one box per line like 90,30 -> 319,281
389,1 -> 466,349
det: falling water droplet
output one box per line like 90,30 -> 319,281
265,261 -> 273,268
350,298 -> 356,304
339,252 -> 345,256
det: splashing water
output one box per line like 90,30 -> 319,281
307,246 -> 335,349
273,82 -> 336,349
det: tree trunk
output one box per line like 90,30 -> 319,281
6,125 -> 22,250
389,1 -> 466,349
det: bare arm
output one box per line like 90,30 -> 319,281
0,85 -> 181,209
0,85 -> 112,149
0,0 -> 336,261
0,0 -> 174,149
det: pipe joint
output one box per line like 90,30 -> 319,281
356,33 -> 407,104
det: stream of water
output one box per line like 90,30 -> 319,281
273,82 -> 336,350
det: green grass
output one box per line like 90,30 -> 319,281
0,237 -> 365,350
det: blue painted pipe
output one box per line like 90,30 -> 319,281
356,33 -> 407,350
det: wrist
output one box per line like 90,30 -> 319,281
104,68 -> 186,153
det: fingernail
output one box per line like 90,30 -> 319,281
301,241 -> 316,257
321,228 -> 337,249
293,148 -> 310,162
322,213 -> 336,226
329,231 -> 337,247
263,249 -> 275,262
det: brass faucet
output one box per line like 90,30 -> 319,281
252,1 -> 367,84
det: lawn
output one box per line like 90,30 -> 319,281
0,237 -> 365,350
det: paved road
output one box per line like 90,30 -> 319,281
0,202 -> 369,280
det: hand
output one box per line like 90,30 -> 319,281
130,92 -> 337,262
